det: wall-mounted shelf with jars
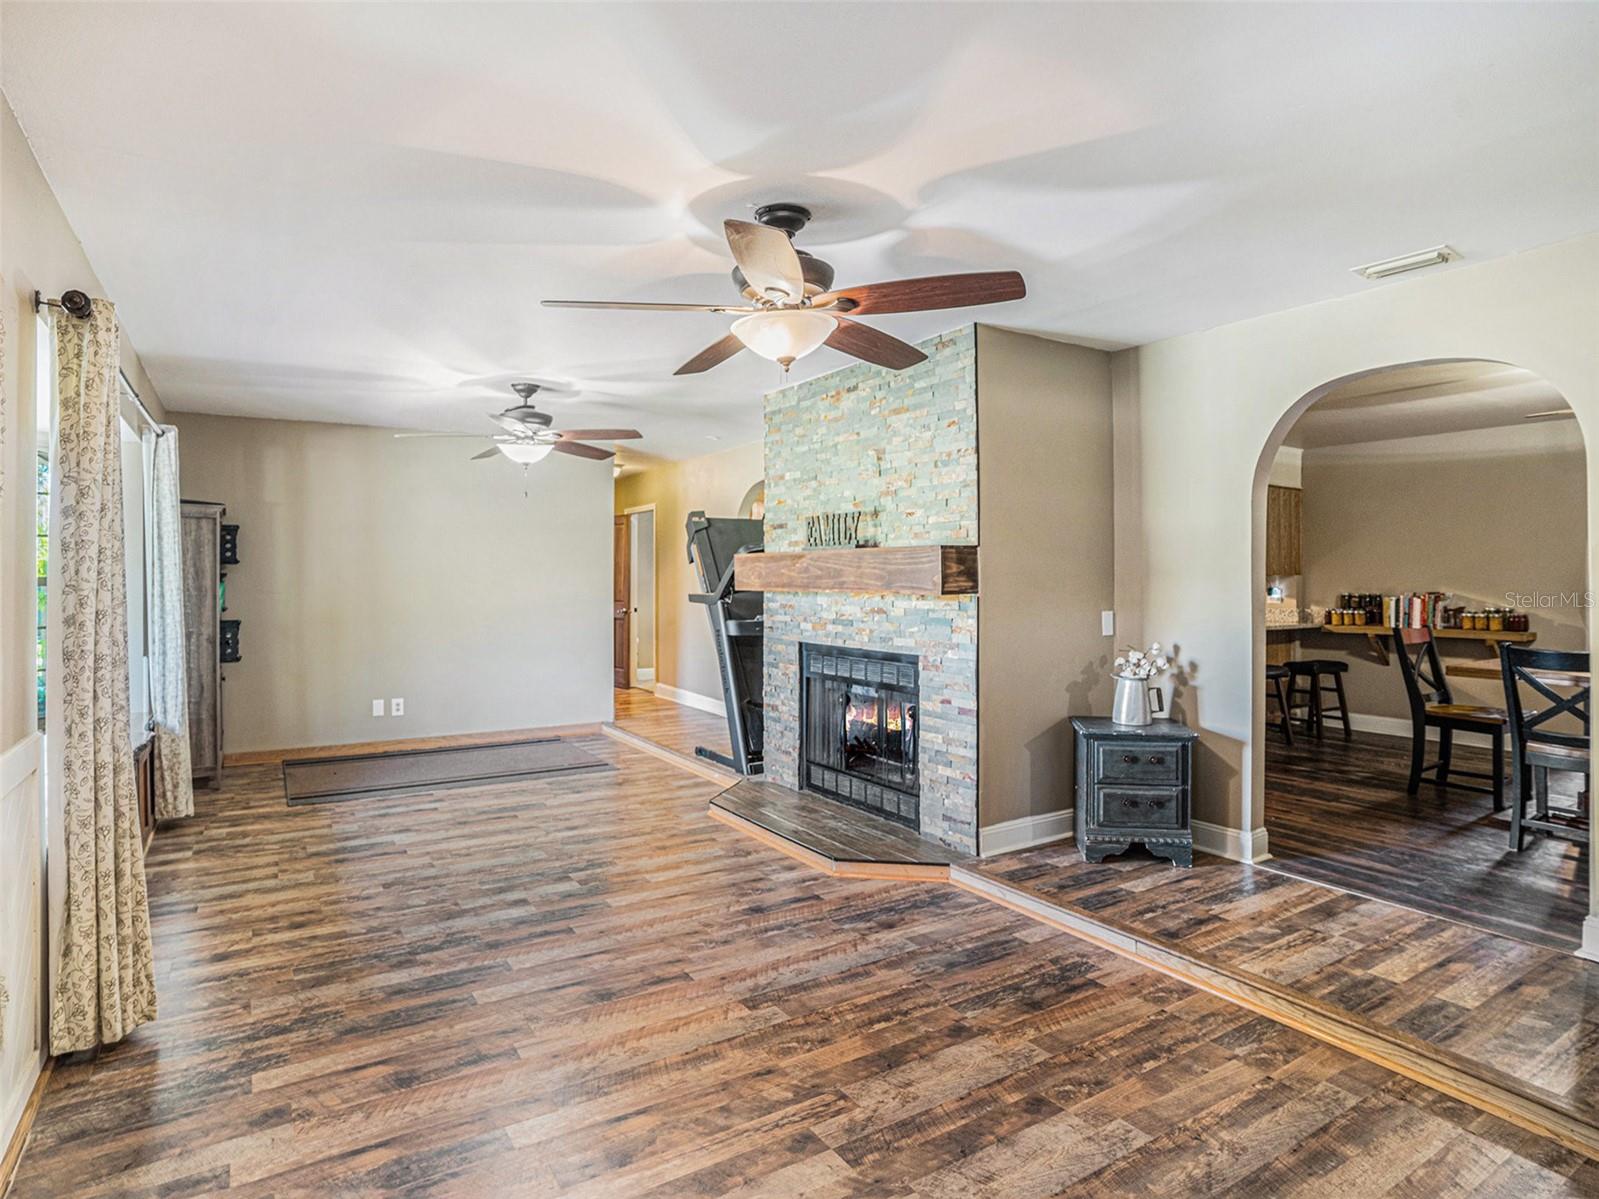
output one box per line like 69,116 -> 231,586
1313,623 -> 1537,666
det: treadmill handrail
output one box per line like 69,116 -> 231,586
691,543 -> 764,604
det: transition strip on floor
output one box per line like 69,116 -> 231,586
600,722 -> 741,785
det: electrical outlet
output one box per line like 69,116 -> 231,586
1101,610 -> 1115,637
391,698 -> 405,717
372,699 -> 385,717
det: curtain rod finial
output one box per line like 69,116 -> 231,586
34,289 -> 93,319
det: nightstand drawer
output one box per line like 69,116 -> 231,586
1095,786 -> 1184,830
1096,743 -> 1181,784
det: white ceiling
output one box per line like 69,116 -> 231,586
4,3 -> 1597,459
1283,361 -> 1572,449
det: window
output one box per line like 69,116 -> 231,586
32,326 -> 156,740
121,398 -> 152,737
35,316 -> 53,731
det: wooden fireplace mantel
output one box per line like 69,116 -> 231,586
734,545 -> 978,596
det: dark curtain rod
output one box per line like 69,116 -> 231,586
34,289 -> 166,438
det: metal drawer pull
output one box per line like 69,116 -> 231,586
1122,754 -> 1136,763
1148,755 -> 1164,764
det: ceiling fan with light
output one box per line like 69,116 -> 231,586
542,203 -> 1026,375
394,383 -> 641,464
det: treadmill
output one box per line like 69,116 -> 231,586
686,511 -> 764,776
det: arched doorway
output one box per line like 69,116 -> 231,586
1251,359 -> 1590,952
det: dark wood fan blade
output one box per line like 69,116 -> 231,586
826,317 -> 927,370
674,332 -> 746,375
471,448 -> 501,460
724,220 -> 804,302
542,299 -> 757,313
551,440 -> 614,461
557,429 -> 642,441
816,271 -> 1026,315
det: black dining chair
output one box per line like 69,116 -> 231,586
1392,627 -> 1507,808
1499,643 -> 1590,851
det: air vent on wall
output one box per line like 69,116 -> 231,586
1351,245 -> 1458,280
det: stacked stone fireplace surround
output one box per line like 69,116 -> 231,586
762,327 -> 979,855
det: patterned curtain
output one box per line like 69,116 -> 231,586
49,300 -> 157,1054
146,426 -> 193,819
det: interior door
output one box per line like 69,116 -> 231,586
613,515 -> 630,688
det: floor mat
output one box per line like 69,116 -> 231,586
283,737 -> 610,805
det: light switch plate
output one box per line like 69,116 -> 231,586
1101,610 -> 1115,637
372,699 -> 385,717
391,698 -> 405,717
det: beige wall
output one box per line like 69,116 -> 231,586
0,91 -> 169,1159
614,440 -> 763,706
976,327 -> 1115,834
173,413 -> 613,752
1113,230 -> 1599,911
1299,422 -> 1587,721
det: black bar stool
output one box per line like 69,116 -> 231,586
1286,660 -> 1352,740
1266,664 -> 1293,744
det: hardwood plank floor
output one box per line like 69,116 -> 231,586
968,844 -> 1599,1132
611,686 -> 736,773
11,737 -> 1598,1196
1264,729 -> 1588,951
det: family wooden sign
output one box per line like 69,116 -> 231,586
805,511 -> 866,549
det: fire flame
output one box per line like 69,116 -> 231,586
847,701 -> 905,733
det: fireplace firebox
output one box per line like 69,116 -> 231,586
800,643 -> 920,827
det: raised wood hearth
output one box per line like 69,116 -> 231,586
734,544 -> 978,596
710,780 -> 966,880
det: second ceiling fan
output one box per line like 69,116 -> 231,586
543,203 -> 1026,375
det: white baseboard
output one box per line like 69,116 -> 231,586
979,809 -> 1073,857
1193,819 -> 1271,864
1346,712 -> 1494,749
656,684 -> 726,718
1579,916 -> 1599,963
634,668 -> 655,684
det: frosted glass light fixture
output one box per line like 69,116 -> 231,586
730,309 -> 837,369
498,441 -> 555,464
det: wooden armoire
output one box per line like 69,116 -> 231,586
181,500 -> 225,788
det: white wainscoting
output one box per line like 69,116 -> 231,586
656,684 -> 726,718
0,733 -> 44,1163
978,809 -> 1074,857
